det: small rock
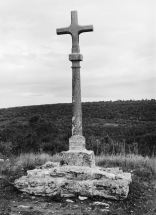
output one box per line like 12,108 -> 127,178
78,196 -> 88,201
66,199 -> 74,203
92,201 -> 109,208
17,205 -> 32,209
0,159 -> 4,163
100,209 -> 110,214
43,203 -> 49,208
41,161 -> 60,169
61,193 -> 75,197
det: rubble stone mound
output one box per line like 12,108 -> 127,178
14,161 -> 132,200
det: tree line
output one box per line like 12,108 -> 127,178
0,99 -> 155,157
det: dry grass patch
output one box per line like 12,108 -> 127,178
96,154 -> 156,178
15,152 -> 62,170
1,153 -> 156,182
0,153 -> 62,182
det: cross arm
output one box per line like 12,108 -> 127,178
78,25 -> 93,35
56,27 -> 71,35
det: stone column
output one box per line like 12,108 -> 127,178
61,53 -> 95,168
57,11 -> 95,167
68,53 -> 86,151
70,54 -> 83,136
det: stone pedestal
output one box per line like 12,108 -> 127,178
69,135 -> 85,150
61,135 -> 95,167
61,149 -> 95,168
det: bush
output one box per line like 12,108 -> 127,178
0,141 -> 12,157
0,153 -> 62,182
0,158 -> 24,182
15,152 -> 61,171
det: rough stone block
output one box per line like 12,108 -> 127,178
69,135 -> 85,150
61,149 -> 95,167
14,162 -> 132,200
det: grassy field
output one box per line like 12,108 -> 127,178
96,154 -> 156,178
0,152 -> 156,182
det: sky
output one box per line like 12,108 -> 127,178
0,0 -> 155,108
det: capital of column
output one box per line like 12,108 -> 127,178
69,53 -> 83,62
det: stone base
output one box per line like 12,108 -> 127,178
69,135 -> 86,150
61,149 -> 95,167
14,162 -> 132,200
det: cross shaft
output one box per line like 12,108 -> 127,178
56,11 -> 93,150
57,11 -> 93,53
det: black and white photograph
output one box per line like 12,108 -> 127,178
0,0 -> 156,214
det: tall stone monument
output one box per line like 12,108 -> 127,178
57,11 -> 95,167
14,11 -> 132,200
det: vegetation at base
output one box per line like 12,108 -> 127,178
96,154 -> 156,178
0,153 -> 61,182
15,152 -> 61,170
0,153 -> 156,183
0,99 -> 155,157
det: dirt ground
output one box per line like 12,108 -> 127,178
0,175 -> 156,215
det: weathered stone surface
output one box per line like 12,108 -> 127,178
69,135 -> 85,150
57,11 -> 93,138
61,149 -> 95,167
79,196 -> 88,200
99,167 -> 132,183
39,161 -> 60,169
66,199 -> 74,203
57,11 -> 93,53
14,162 -> 132,200
69,54 -> 83,61
92,202 -> 109,207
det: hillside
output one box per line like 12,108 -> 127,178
0,99 -> 156,156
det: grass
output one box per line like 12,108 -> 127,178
0,152 -> 61,182
15,152 -> 61,170
0,153 -> 156,182
96,154 -> 156,178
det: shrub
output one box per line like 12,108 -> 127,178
0,152 -> 62,182
15,152 -> 61,171
0,158 -> 24,182
0,141 -> 12,157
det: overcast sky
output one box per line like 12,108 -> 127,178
0,0 -> 155,108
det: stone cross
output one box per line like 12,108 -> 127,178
57,11 -> 95,167
57,11 -> 93,53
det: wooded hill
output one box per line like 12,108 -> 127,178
0,99 -> 155,157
